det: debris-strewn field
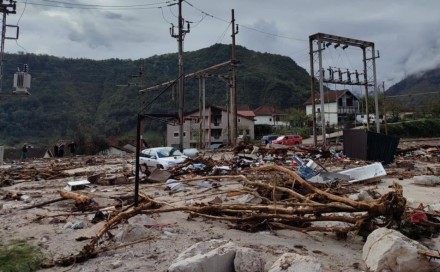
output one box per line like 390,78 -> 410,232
1,139 -> 440,272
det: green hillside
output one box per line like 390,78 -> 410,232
0,44 -> 311,147
386,66 -> 440,111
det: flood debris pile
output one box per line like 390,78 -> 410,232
1,142 -> 440,270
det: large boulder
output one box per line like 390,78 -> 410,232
268,253 -> 322,272
168,239 -> 265,272
362,228 -> 437,272
168,240 -> 236,272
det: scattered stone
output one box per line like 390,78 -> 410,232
362,228 -> 437,272
268,253 -> 322,272
234,247 -> 265,272
168,240 -> 236,272
412,175 -> 440,186
20,194 -> 32,203
115,224 -> 151,243
110,260 -> 124,269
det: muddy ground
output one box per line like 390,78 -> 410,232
1,139 -> 440,272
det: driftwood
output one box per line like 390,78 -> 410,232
57,190 -> 96,211
45,164 -> 408,267
21,197 -> 65,210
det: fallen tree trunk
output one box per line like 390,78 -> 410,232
57,190 -> 94,211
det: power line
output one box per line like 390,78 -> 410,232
38,0 -> 174,8
16,1 -> 173,10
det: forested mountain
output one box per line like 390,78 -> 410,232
386,66 -> 440,110
0,44 -> 311,146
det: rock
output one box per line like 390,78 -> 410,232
71,221 -> 86,229
234,247 -> 265,272
412,175 -> 440,186
110,260 -> 124,269
168,239 -> 236,272
362,227 -> 437,272
268,253 -> 322,272
20,195 -> 32,203
238,194 -> 263,204
115,224 -> 151,243
127,214 -> 157,226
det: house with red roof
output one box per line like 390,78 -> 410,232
166,105 -> 255,148
253,105 -> 288,127
303,89 -> 361,126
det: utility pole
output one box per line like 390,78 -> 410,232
0,0 -> 17,93
309,39 -> 317,146
230,9 -> 238,145
372,47 -> 380,133
317,40 -> 326,145
170,0 -> 189,151
362,48 -> 369,131
382,81 -> 388,135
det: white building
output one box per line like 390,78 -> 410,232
167,105 -> 255,149
303,89 -> 361,127
253,105 -> 288,127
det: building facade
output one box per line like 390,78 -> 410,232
303,89 -> 360,127
167,105 -> 255,149
253,105 -> 288,127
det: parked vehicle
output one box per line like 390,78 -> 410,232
272,135 -> 302,145
356,114 -> 384,124
261,135 -> 279,145
140,147 -> 187,169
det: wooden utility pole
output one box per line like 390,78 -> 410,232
230,9 -> 239,145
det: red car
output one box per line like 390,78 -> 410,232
272,135 -> 302,145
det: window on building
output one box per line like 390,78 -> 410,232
347,98 -> 353,107
269,118 -> 272,122
238,118 -> 241,123
174,132 -> 186,137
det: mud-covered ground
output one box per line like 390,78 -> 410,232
1,139 -> 439,272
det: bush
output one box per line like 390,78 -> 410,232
0,240 -> 44,271
374,119 -> 440,138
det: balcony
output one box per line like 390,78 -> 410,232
338,106 -> 359,114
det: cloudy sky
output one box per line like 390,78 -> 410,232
7,0 -> 440,87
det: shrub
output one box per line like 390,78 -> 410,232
375,119 -> 440,138
0,240 -> 44,272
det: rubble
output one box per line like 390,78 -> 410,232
268,253 -> 322,272
168,240 -> 265,272
0,140 -> 439,271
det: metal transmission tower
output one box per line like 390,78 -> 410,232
0,0 -> 17,93
309,33 -> 380,146
170,0 -> 190,151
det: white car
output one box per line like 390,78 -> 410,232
140,147 -> 188,170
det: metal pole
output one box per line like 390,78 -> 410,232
309,38 -> 317,146
226,80 -> 231,146
362,47 -> 369,130
318,40 -> 326,145
134,114 -> 142,207
198,76 -> 202,148
372,46 -> 380,133
177,0 -> 184,151
231,9 -> 238,145
0,12 -> 6,93
382,81 -> 388,135
202,77 -> 206,148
